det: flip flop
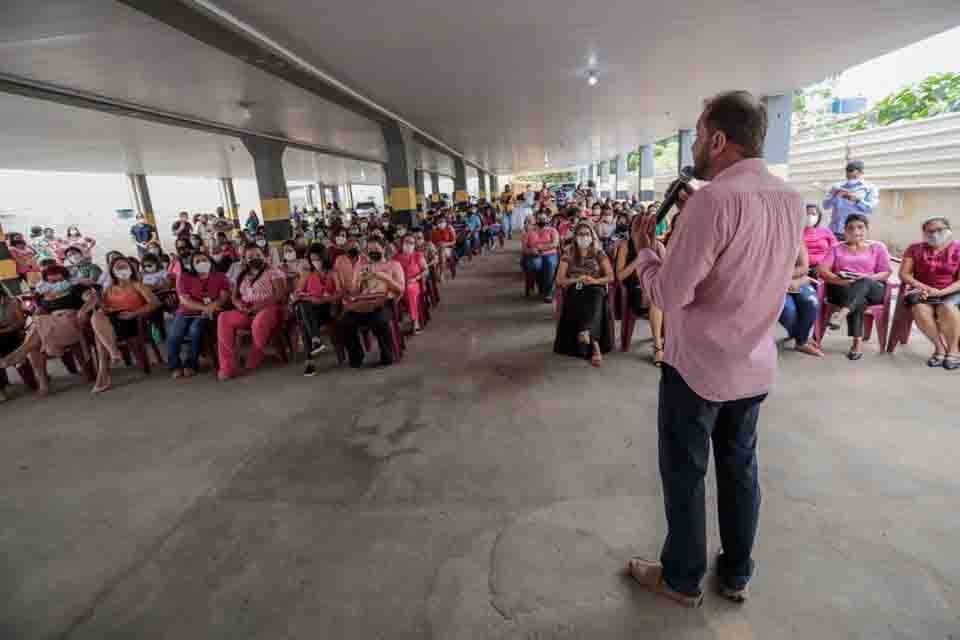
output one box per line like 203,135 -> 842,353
927,355 -> 945,368
846,350 -> 863,361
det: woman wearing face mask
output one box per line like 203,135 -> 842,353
328,229 -> 349,263
393,234 -> 429,334
63,246 -> 102,288
803,204 -> 837,275
899,217 -> 960,369
294,245 -> 342,377
0,283 -> 27,402
209,234 -> 236,276
430,217 -> 457,282
278,239 -> 304,281
168,252 -> 231,378
337,240 -> 405,368
95,251 -> 126,290
62,225 -> 96,260
597,209 -> 617,254
334,239 -> 369,296
169,238 -> 194,278
6,233 -> 41,286
554,223 -> 614,366
617,214 -> 667,366
140,254 -> 171,289
217,243 -> 289,380
99,257 -> 161,390
523,213 -> 561,302
0,265 -> 113,395
818,214 -> 892,361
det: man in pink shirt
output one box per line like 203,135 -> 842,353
625,91 -> 805,607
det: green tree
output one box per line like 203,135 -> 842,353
850,71 -> 960,131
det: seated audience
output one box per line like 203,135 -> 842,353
100,256 -> 162,390
63,245 -> 102,288
7,233 -> 41,286
337,239 -> 405,368
168,252 -> 231,378
217,243 -> 288,380
554,223 -> 614,366
616,214 -> 665,366
898,216 -> 960,369
430,217 -> 457,281
63,225 -> 96,259
779,243 -> 822,356
294,245 -> 342,377
523,212 -> 561,302
140,254 -> 175,290
818,213 -> 892,360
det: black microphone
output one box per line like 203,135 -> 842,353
655,166 -> 695,224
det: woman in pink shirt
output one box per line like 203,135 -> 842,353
803,204 -> 837,271
294,245 -> 342,377
818,214 -> 892,360
168,251 -> 231,378
392,235 -> 428,334
898,216 -> 960,369
522,212 -> 560,302
216,242 -> 288,380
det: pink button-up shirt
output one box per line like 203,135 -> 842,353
636,159 -> 804,401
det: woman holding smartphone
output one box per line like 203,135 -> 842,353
817,213 -> 892,360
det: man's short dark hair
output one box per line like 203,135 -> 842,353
703,91 -> 767,158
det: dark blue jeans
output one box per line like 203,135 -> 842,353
779,283 -> 819,343
522,253 -> 559,297
167,313 -> 211,371
658,365 -> 766,596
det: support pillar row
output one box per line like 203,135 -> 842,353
382,121 -> 418,226
430,172 -> 441,205
678,129 -> 694,175
243,137 -> 291,247
615,154 -> 628,200
454,158 -> 469,205
763,94 -> 793,180
414,169 -> 426,210
218,177 -> 240,227
638,145 -> 655,202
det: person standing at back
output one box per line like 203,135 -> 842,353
623,91 -> 805,607
822,160 -> 879,240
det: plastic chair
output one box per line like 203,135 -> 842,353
554,284 -> 617,349
886,285 -> 915,353
235,310 -> 292,365
0,333 -> 39,392
115,316 -> 156,375
813,279 -> 897,349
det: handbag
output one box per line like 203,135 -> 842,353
342,293 -> 386,314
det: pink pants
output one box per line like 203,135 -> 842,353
403,281 -> 421,324
217,305 -> 284,377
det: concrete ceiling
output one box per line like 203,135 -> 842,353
0,0 -> 958,177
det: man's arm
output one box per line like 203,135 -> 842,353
855,184 -> 879,214
634,189 -> 730,314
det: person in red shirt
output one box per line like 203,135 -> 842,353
168,251 -> 231,378
802,204 -> 838,272
522,212 -> 560,302
430,217 -> 457,281
899,216 -> 960,369
294,245 -> 342,377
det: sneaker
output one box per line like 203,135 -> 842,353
303,363 -> 318,377
309,342 -> 327,357
625,558 -> 704,608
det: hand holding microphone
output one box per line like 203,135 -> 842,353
655,166 -> 696,225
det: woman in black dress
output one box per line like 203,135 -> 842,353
553,222 -> 614,366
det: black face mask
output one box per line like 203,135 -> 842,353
368,251 -> 383,262
247,258 -> 265,271
537,220 -> 547,227
322,259 -> 335,271
347,248 -> 360,259
616,224 -> 629,234
178,248 -> 191,257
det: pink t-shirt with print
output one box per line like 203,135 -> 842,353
238,267 -> 285,305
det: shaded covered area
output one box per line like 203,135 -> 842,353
2,244 -> 957,639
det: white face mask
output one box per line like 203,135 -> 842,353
438,222 -> 447,229
67,255 -> 82,266
256,238 -> 267,248
576,236 -> 592,249
807,215 -> 819,227
335,236 -> 346,246
115,268 -> 133,281
284,251 -> 297,261
925,229 -> 951,246
403,243 -> 415,254
194,262 -> 211,275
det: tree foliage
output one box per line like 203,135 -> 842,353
850,72 -> 960,131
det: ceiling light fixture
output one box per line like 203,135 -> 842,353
587,71 -> 598,87
237,101 -> 254,120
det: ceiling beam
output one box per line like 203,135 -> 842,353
117,0 -> 490,174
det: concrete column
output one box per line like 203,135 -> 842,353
638,144 -> 655,201
489,174 -> 499,197
478,170 -> 488,202
218,177 -> 239,226
615,154 -> 628,200
430,172 -> 441,205
242,137 -> 291,246
127,173 -> 160,247
763,94 -> 793,180
678,129 -> 694,174
453,158 -> 468,205
0,221 -> 18,295
588,164 -> 595,185
382,121 -> 418,226
414,169 -> 426,210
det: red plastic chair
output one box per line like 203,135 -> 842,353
886,285 -> 915,353
813,279 -> 897,349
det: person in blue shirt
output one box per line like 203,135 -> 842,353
245,209 -> 261,236
129,213 -> 158,257
822,160 -> 879,239
465,206 -> 483,256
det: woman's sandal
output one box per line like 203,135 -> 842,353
652,341 -> 664,368
591,347 -> 603,368
846,350 -> 863,361
943,354 -> 960,371
927,354 -> 945,368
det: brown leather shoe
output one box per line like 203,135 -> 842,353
626,558 -> 704,608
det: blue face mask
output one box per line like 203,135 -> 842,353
46,280 -> 72,295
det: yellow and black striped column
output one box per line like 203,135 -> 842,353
243,137 -> 291,247
382,121 -> 419,226
414,169 -> 426,211
0,220 -> 20,295
127,173 -> 162,249
430,172 -> 441,205
219,177 -> 240,227
454,158 -> 469,206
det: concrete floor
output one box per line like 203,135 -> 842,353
2,242 -> 959,640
